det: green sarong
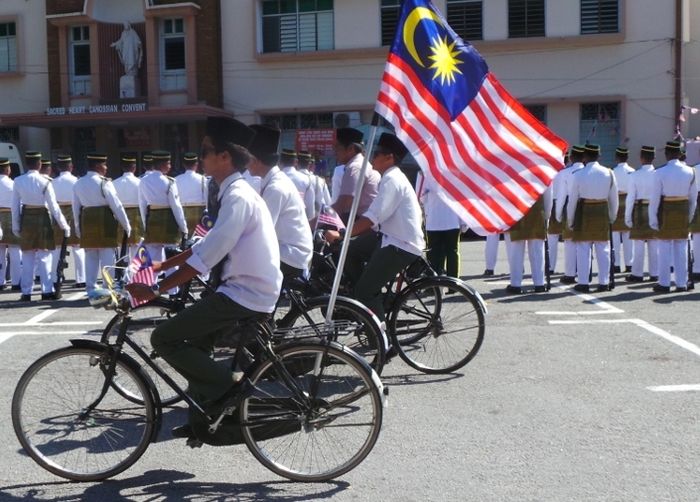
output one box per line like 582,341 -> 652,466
20,207 -> 55,251
122,206 -> 144,245
80,206 -> 119,248
144,207 -> 180,245
629,201 -> 656,240
0,209 -> 19,246
53,204 -> 80,247
611,193 -> 628,232
572,200 -> 609,242
509,198 -> 546,241
689,195 -> 700,233
183,205 -> 205,238
657,198 -> 689,240
547,204 -> 563,235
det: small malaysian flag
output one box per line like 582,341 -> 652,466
127,243 -> 156,307
316,204 -> 345,230
194,212 -> 215,237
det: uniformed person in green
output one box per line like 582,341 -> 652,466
12,151 -> 70,301
0,158 -> 22,290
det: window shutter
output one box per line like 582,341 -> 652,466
446,1 -> 483,41
581,0 -> 619,34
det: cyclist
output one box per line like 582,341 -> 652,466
325,133 -> 425,322
126,117 -> 283,437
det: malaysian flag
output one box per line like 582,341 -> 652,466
127,243 -> 156,307
316,204 -> 345,230
375,0 -> 567,234
194,212 -> 215,237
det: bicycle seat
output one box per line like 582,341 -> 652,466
282,276 -> 309,293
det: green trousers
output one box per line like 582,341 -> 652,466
151,292 -> 258,401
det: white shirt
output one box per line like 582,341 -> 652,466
364,166 -> 425,256
242,170 -> 261,193
649,159 -> 698,230
555,162 -> 584,222
72,171 -> 131,238
175,170 -> 207,206
259,166 -> 313,270
300,168 -> 331,218
0,174 -> 13,208
331,164 -> 345,203
113,172 -> 140,207
613,162 -> 634,194
281,165 -> 315,220
416,172 -> 462,231
624,164 -> 656,227
186,172 -> 282,313
12,170 -> 69,236
138,171 -> 188,234
566,161 -> 619,227
52,171 -> 78,204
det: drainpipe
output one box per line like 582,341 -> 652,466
674,0 -> 683,131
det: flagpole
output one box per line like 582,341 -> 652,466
325,114 -> 381,325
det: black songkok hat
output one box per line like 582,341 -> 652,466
248,125 -> 281,165
336,127 -> 364,148
280,149 -> 297,159
665,140 -> 682,151
615,146 -> 629,155
183,152 -> 198,162
150,150 -> 171,162
86,153 -> 108,162
41,159 -> 52,166
640,145 -> 656,154
584,144 -> 601,154
376,133 -> 408,161
121,155 -> 137,164
25,151 -> 41,161
0,158 -> 9,167
571,145 -> 585,154
205,117 -> 255,149
57,154 -> 72,163
298,150 -> 312,161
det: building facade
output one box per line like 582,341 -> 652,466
222,0 -> 699,168
0,0 -> 227,175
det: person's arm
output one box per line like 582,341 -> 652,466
168,181 -> 188,235
566,177 -> 579,229
625,179 -> 636,228
45,183 -> 70,235
126,250 -> 197,302
608,174 -> 619,223
105,181 -> 131,236
648,174 -> 661,230
688,171 -> 698,220
11,185 -> 21,236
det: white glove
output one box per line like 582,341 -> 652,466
625,220 -> 632,228
460,224 -> 468,233
12,227 -> 20,238
63,227 -> 71,238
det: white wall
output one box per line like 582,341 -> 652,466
0,0 -> 50,152
683,0 -> 700,139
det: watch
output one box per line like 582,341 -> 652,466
150,284 -> 161,297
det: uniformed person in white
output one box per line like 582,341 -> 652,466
299,151 -> 331,222
566,144 -> 618,292
126,117 -> 281,437
279,149 -> 315,222
331,163 -> 345,204
691,161 -> 700,282
611,147 -> 635,273
648,141 -> 698,292
12,151 -> 70,301
546,152 -> 569,274
332,127 -> 380,224
0,158 -> 22,290
72,153 -> 131,294
138,150 -> 188,263
505,188 -> 553,293
416,170 -> 463,279
624,146 -> 659,282
247,125 -> 313,280
556,145 -> 587,284
175,152 -> 207,238
51,154 -> 85,288
483,233 -> 504,276
113,154 -> 143,261
140,152 -> 154,178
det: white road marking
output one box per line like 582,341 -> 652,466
65,292 -> 86,301
0,334 -> 13,345
647,384 -> 700,392
25,310 -> 58,324
0,321 -> 102,327
549,319 -> 634,325
536,285 -> 624,315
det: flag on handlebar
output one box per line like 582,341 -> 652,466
194,211 -> 215,237
316,204 -> 345,230
127,243 -> 156,307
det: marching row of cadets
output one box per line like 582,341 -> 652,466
489,141 -> 699,294
0,126 -> 334,301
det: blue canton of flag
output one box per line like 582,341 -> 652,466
127,243 -> 156,307
194,211 -> 215,237
376,0 -> 567,235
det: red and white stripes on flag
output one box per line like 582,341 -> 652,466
127,243 -> 156,307
376,53 -> 567,235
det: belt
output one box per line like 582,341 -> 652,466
123,204 -> 139,208
0,207 -> 10,212
58,202 -> 71,207
581,198 -> 607,204
618,192 -> 627,195
23,205 -> 46,209
663,196 -> 688,202
181,203 -> 205,207
148,205 -> 170,209
635,199 -> 650,205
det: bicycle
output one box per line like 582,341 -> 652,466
12,267 -> 386,482
310,233 -> 488,374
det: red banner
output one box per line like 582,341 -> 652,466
295,129 -> 336,157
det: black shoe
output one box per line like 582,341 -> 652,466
648,276 -> 659,282
0,284 -> 5,291
171,424 -> 195,439
533,285 -> 547,293
19,294 -> 32,302
691,273 -> 700,282
653,285 -> 670,293
573,284 -> 590,293
625,266 -> 632,273
595,285 -> 609,292
560,275 -> 576,284
41,293 -> 58,301
625,275 -> 644,283
11,285 -> 21,291
483,269 -> 494,276
674,286 -> 688,293
34,276 -> 40,284
74,282 -> 86,289
505,285 -> 522,294
613,266 -> 621,273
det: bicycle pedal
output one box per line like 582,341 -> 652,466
186,437 -> 203,448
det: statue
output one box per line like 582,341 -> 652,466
111,22 -> 142,77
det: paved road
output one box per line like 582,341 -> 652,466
0,240 -> 698,501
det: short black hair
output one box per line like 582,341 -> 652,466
211,140 -> 252,172
640,151 -> 655,163
87,159 -> 105,170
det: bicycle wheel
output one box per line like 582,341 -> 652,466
240,342 -> 384,482
101,311 -> 187,406
12,346 -> 156,481
275,296 -> 386,374
389,277 -> 485,374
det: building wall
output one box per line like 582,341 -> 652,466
683,0 -> 700,140
0,0 -> 51,152
222,0 -> 689,165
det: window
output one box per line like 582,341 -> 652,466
160,18 -> 186,91
508,0 -> 545,38
69,26 -> 91,96
0,22 -> 17,72
0,126 -> 19,143
447,0 -> 483,41
580,102 -> 620,165
524,104 -> 547,125
581,0 -> 618,34
380,0 -> 401,47
262,0 -> 334,53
